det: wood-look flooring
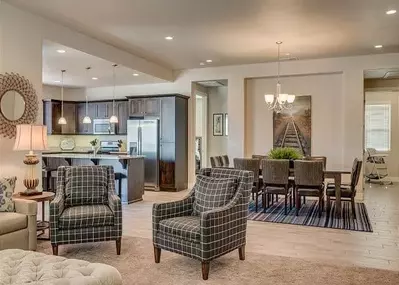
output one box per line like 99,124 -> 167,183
123,182 -> 399,272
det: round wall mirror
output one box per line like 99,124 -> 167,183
0,90 -> 26,121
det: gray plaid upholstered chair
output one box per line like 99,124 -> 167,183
234,158 -> 261,211
262,159 -> 291,214
50,165 -> 122,256
152,168 -> 253,280
294,160 -> 325,217
326,159 -> 362,218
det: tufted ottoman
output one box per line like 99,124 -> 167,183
0,249 -> 122,285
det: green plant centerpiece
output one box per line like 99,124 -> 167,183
268,147 -> 302,160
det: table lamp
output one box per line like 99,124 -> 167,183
13,124 -> 48,195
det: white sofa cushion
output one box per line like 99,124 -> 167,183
0,249 -> 122,285
0,213 -> 27,235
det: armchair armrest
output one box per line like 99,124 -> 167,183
14,199 -> 37,216
50,192 -> 64,227
108,192 -> 122,216
152,191 -> 195,230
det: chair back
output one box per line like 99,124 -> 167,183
221,155 -> 230,167
210,157 -> 216,168
304,156 -> 327,170
233,158 -> 260,183
215,156 -> 223,167
252,154 -> 268,160
261,159 -> 289,185
351,159 -> 363,190
294,160 -> 324,186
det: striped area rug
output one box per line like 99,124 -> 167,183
248,198 -> 373,232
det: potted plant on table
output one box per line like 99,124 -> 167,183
268,147 -> 302,168
89,138 -> 98,153
117,140 -> 124,152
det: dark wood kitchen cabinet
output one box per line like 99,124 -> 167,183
92,102 -> 113,119
61,103 -> 77,134
43,100 -> 62,134
128,98 -> 160,117
128,99 -> 144,117
116,101 -> 128,134
76,103 -> 93,134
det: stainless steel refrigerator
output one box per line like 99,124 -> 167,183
127,119 -> 160,190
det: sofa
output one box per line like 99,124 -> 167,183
0,177 -> 37,251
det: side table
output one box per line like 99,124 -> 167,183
13,191 -> 55,240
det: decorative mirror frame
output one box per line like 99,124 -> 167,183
0,73 -> 38,138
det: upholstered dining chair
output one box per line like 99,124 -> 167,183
50,165 -> 122,256
210,156 -> 216,168
152,168 -> 253,280
215,156 -> 224,167
221,155 -> 230,167
294,160 -> 325,217
262,159 -> 291,214
305,156 -> 327,170
326,158 -> 362,218
234,158 -> 261,211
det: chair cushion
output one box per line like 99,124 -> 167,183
297,187 -> 323,196
0,176 -> 16,212
326,182 -> 350,189
159,216 -> 200,242
0,212 -> 27,235
65,166 -> 108,207
326,187 -> 353,198
59,205 -> 114,229
192,175 -> 237,216
265,186 -> 287,194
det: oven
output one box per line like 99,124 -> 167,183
93,119 -> 115,134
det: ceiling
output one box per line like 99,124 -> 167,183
364,68 -> 399,79
43,41 -> 164,88
7,0 -> 399,70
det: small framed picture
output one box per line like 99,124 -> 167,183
224,113 -> 228,136
213,113 -> 223,136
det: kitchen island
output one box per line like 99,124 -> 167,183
42,153 -> 145,204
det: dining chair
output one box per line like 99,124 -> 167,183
215,156 -> 224,167
221,155 -> 230,167
294,160 -> 324,217
262,159 -> 291,214
305,156 -> 327,170
210,157 -> 217,168
326,158 -> 362,218
234,158 -> 261,212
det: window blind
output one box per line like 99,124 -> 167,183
365,104 -> 391,151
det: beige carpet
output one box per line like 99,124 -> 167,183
38,237 -> 399,285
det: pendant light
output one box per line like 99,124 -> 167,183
58,70 -> 67,125
264,41 -> 295,112
82,67 -> 92,124
109,64 -> 118,124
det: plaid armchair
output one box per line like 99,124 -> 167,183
152,168 -> 253,280
50,166 -> 122,255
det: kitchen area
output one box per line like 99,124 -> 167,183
43,94 -> 189,203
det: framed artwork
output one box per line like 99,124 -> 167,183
273,95 -> 312,156
224,113 -> 228,136
213,113 -> 223,136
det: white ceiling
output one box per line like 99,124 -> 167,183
7,0 -> 399,71
43,40 -> 164,88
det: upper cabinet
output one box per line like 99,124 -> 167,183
91,102 -> 113,119
116,101 -> 128,134
76,103 -> 93,134
128,98 -> 160,117
43,100 -> 76,134
61,103 -> 77,134
160,97 -> 175,143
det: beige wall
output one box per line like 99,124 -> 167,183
365,91 -> 399,178
47,134 -> 127,150
246,73 -> 344,169
207,86 -> 228,161
43,84 -> 85,101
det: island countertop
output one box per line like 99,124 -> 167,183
42,153 -> 145,160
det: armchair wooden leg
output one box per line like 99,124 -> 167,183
238,245 -> 245,260
52,244 -> 58,256
202,262 -> 210,280
154,246 -> 161,263
116,237 -> 122,255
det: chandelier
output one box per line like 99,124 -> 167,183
264,41 -> 295,112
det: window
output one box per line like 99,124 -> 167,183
365,104 -> 391,151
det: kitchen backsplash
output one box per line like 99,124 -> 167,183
48,135 -> 127,151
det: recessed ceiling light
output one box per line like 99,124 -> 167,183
133,73 -> 139,76
386,10 -> 397,15
165,36 -> 174,40
54,80 -> 60,83
374,45 -> 383,49
57,49 -> 66,53
92,77 -> 98,80
206,59 -> 212,63
200,62 -> 205,66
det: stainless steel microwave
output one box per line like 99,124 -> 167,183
93,119 -> 115,134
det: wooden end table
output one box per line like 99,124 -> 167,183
13,191 -> 55,240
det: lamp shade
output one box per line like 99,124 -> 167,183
13,124 -> 48,151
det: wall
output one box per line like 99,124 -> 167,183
43,84 -> 85,100
207,86 -> 228,161
246,73 -> 344,169
365,91 -> 399,178
47,134 -> 127,151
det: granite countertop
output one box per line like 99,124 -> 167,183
42,153 -> 144,160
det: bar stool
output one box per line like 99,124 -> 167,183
114,172 -> 127,198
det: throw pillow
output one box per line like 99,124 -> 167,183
192,175 -> 237,216
65,166 -> 108,207
0,177 -> 17,212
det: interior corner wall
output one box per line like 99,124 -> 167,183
245,73 -> 344,169
0,2 -> 43,189
207,86 -> 228,161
